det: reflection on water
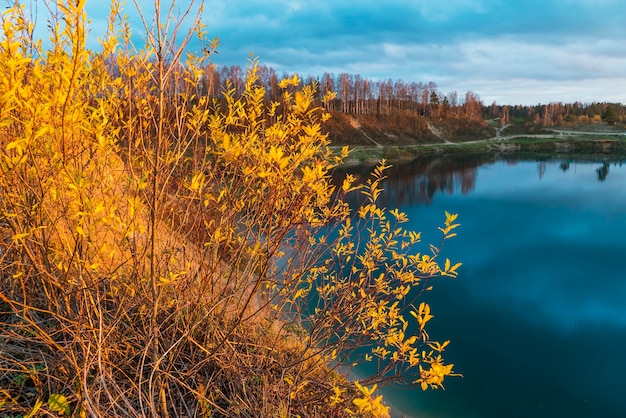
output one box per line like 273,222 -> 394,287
334,154 -> 488,207
335,155 -> 625,209
340,156 -> 626,418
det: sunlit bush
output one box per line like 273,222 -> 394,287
0,1 -> 460,416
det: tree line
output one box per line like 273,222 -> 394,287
200,64 -> 485,120
488,101 -> 626,127
200,64 -> 626,129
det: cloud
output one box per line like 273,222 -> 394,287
73,0 -> 626,105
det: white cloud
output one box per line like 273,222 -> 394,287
69,0 -> 626,105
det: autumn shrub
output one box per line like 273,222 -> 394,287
0,1 -> 461,416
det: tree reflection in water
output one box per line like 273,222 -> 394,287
334,154 -> 626,209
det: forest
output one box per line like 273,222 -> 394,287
208,65 -> 626,129
190,64 -> 626,147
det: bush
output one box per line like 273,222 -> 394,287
0,1 -> 461,416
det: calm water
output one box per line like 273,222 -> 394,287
353,156 -> 626,418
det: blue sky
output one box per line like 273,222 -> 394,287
42,0 -> 626,105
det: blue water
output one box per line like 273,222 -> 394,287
363,158 -> 626,418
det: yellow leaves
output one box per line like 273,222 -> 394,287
411,302 -> 434,330
354,381 -> 375,398
11,232 -> 29,242
293,90 -> 312,113
416,254 -> 439,275
267,145 -> 289,170
408,230 -> 421,244
439,211 -> 461,238
301,162 -> 326,185
358,203 -> 384,219
292,287 -> 308,302
301,122 -> 320,138
328,385 -> 345,406
341,174 -> 356,193
389,208 -> 408,223
187,172 -> 205,193
0,118 -> 13,128
416,355 -> 459,391
392,284 -> 411,299
159,271 -> 186,286
372,346 -> 390,359
322,90 -> 337,105
4,134 -> 21,152
23,398 -> 43,418
283,376 -> 309,400
0,2 -> 464,406
278,73 -> 301,89
428,340 -> 451,353
350,382 -> 390,418
442,258 -> 462,278
47,393 -> 70,416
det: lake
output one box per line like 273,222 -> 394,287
345,155 -> 626,418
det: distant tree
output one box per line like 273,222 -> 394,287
463,91 -> 482,120
353,74 -> 363,115
268,67 -> 281,102
604,103 -> 621,125
361,77 -> 373,114
320,72 -> 335,110
429,90 -> 440,118
447,91 -> 459,114
379,78 -> 393,116
338,72 -> 351,113
201,63 -> 220,98
500,106 -> 510,126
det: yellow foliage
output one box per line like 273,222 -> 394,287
348,381 -> 390,418
0,0 -> 462,416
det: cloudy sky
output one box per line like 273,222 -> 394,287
80,0 -> 626,105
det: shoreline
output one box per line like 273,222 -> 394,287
332,133 -> 626,168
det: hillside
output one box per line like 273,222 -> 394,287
323,111 -> 497,145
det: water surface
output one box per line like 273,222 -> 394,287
361,157 -> 626,418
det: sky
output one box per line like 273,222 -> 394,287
35,0 -> 626,106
